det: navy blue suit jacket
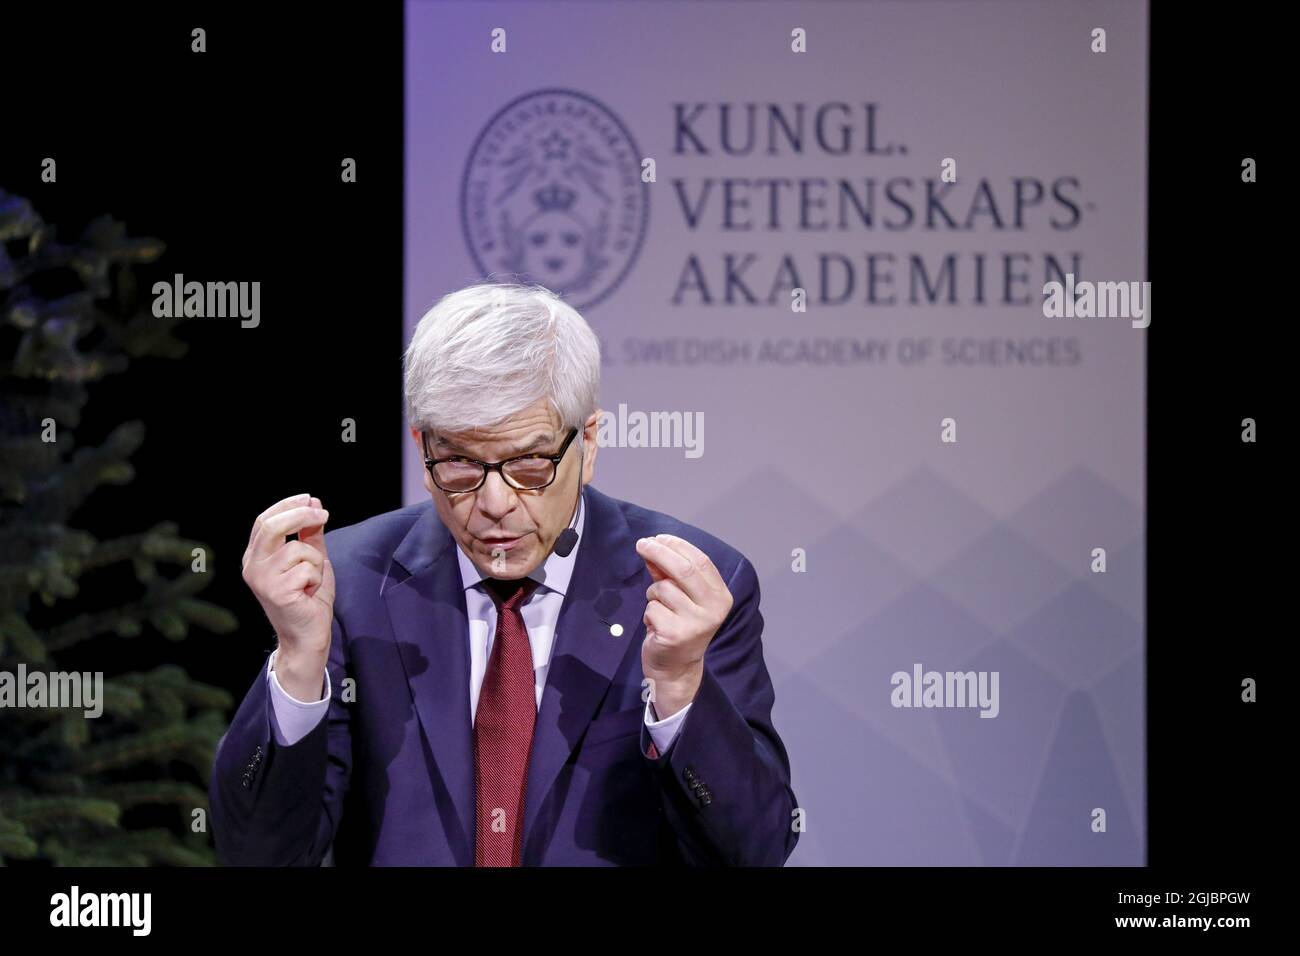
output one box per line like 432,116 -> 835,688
210,484 -> 798,865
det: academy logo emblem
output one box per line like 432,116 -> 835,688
461,89 -> 650,311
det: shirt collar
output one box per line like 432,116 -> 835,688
454,485 -> 586,597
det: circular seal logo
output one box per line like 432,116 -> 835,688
460,89 -> 649,312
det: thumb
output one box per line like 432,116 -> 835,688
299,521 -> 327,556
638,549 -> 668,583
316,555 -> 337,607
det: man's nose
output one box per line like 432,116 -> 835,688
476,470 -> 518,519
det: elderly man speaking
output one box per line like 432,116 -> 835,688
210,280 -> 798,866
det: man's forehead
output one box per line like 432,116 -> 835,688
431,426 -> 559,455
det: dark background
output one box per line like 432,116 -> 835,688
5,6 -> 405,709
0,0 -> 1277,922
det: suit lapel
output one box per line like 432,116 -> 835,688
384,508 -> 476,866
522,485 -> 644,862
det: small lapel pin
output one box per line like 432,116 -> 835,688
599,618 -> 625,638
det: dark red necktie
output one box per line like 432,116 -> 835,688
474,576 -> 541,867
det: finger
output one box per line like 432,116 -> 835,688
272,540 -> 324,574
306,496 -> 325,533
299,523 -> 328,561
316,556 -> 336,605
636,536 -> 692,579
635,538 -> 670,583
249,493 -> 312,551
643,598 -> 674,639
298,504 -> 330,559
282,561 -> 323,596
646,578 -> 693,615
640,555 -> 669,583
262,505 -> 328,543
652,534 -> 727,591
635,536 -> 710,604
251,505 -> 330,560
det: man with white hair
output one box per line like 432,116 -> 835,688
211,280 -> 798,866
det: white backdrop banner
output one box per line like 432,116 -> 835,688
404,0 -> 1148,865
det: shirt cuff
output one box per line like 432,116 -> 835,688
643,698 -> 691,756
267,647 -> 331,746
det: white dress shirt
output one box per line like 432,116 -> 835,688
266,489 -> 692,756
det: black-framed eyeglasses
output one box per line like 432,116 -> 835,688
422,427 -> 579,494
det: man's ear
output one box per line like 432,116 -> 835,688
581,410 -> 599,484
412,428 -> 436,496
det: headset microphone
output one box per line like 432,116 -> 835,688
553,526 -> 578,558
552,444 -> 584,558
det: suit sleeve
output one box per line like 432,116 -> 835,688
641,554 -> 799,866
209,612 -> 353,866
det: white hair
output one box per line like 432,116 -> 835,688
403,279 -> 602,437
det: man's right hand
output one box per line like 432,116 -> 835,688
241,493 -> 336,702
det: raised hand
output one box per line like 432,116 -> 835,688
241,493 -> 336,700
634,533 -> 733,719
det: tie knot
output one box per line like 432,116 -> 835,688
483,576 -> 540,611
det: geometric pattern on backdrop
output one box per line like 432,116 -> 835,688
689,464 -> 1143,865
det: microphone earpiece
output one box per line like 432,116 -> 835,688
553,457 -> 584,558
553,527 -> 579,558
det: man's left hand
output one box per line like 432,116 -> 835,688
635,534 -> 734,719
